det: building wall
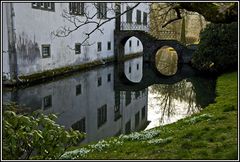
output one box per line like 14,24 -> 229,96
12,3 -> 115,76
2,4 -> 10,80
2,2 -> 149,80
121,3 -> 150,25
120,89 -> 148,134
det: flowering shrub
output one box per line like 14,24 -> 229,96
60,138 -> 124,159
185,114 -> 213,124
60,148 -> 91,159
147,137 -> 173,145
119,129 -> 161,141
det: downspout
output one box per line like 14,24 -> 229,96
114,3 -> 121,61
6,3 -> 18,83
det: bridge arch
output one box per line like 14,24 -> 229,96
114,30 -> 188,64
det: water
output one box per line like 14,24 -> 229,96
2,56 -> 216,145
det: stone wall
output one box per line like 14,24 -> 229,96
149,3 -> 208,44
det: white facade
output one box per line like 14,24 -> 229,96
2,2 -> 149,81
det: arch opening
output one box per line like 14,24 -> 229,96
155,46 -> 178,76
123,36 -> 143,56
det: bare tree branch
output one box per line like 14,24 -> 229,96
51,3 -> 141,46
162,7 -> 182,28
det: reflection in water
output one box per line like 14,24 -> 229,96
146,77 -> 215,130
124,57 -> 143,83
3,63 -> 148,145
155,46 -> 178,76
2,57 -> 216,145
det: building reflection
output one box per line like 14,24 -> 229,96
3,61 -> 149,145
124,57 -> 143,83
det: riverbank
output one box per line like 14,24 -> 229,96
3,52 -> 143,87
61,71 -> 238,160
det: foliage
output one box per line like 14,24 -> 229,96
2,108 -> 85,160
192,22 -> 238,73
185,36 -> 198,44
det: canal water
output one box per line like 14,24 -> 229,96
2,56 -> 216,145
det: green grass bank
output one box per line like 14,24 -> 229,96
61,71 -> 238,160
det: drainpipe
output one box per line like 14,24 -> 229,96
6,3 -> 18,83
114,2 -> 121,61
115,3 -> 121,32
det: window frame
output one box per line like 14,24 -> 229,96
107,73 -> 111,82
136,10 -> 142,25
97,42 -> 102,52
43,95 -> 52,109
97,77 -> 102,87
143,12 -> 148,25
32,2 -> 55,12
75,43 -> 81,54
129,40 -> 132,48
107,41 -> 111,50
126,6 -> 133,23
97,3 -> 107,19
97,104 -> 107,128
76,84 -> 82,96
69,2 -> 85,16
42,44 -> 51,58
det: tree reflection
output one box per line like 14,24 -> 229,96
150,79 -> 201,124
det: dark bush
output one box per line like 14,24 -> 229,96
191,22 -> 238,73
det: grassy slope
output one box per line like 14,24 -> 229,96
66,72 -> 238,160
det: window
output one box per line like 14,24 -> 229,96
76,84 -> 82,96
143,12 -> 148,25
126,6 -> 133,23
125,91 -> 132,106
42,44 -> 51,58
32,2 -> 55,11
43,95 -> 52,109
114,105 -> 121,121
97,104 -> 107,128
137,40 -> 139,46
107,73 -> 111,82
142,106 -> 146,120
97,3 -> 107,19
136,10 -> 141,25
135,111 -> 140,128
69,2 -> 84,15
129,40 -> 132,48
97,42 -> 102,52
125,120 -> 131,134
137,63 -> 139,70
97,77 -> 102,86
107,41 -> 111,50
71,117 -> 86,133
129,66 -> 131,73
135,91 -> 140,98
75,43 -> 81,54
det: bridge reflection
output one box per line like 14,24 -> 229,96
114,56 -> 197,91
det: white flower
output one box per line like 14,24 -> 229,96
147,137 -> 173,145
60,148 -> 91,159
185,113 -> 213,124
119,129 -> 161,141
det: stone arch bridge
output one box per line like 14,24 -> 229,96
114,30 -> 194,64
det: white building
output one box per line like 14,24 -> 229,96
2,2 -> 149,82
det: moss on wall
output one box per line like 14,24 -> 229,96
12,53 -> 142,85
